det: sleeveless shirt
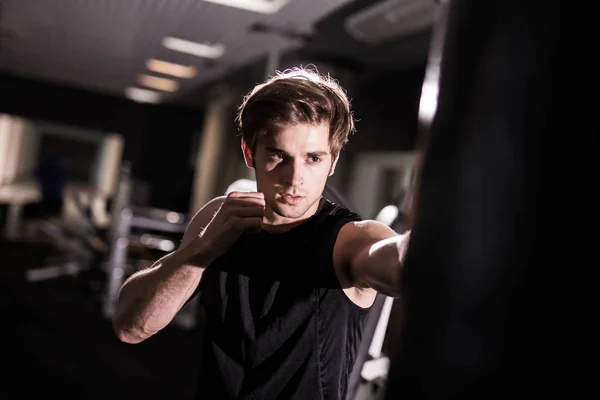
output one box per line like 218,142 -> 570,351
194,197 -> 372,399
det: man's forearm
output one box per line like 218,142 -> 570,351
112,237 -> 214,343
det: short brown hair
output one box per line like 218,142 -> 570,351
236,67 -> 355,159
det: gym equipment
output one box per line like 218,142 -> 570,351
21,186 -> 108,284
102,163 -> 193,327
385,0 -> 596,398
0,181 -> 42,239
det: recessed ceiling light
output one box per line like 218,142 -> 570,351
125,87 -> 162,104
203,0 -> 290,14
138,74 -> 179,92
146,59 -> 197,79
162,36 -> 225,59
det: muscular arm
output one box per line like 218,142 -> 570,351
112,197 -> 224,344
334,221 -> 410,301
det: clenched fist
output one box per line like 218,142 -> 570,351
199,191 -> 265,260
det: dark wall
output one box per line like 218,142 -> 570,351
346,66 -> 426,157
0,73 -> 205,211
138,106 -> 204,212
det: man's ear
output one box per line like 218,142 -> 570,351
329,153 -> 340,177
241,139 -> 254,169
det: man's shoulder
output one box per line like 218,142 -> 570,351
335,219 -> 398,256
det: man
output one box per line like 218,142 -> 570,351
112,68 -> 411,399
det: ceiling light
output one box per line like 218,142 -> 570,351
162,36 -> 225,59
146,59 -> 197,79
138,74 -> 179,92
124,87 -> 162,104
203,0 -> 290,14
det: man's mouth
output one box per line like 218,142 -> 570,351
281,194 -> 303,204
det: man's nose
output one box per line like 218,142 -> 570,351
282,159 -> 304,186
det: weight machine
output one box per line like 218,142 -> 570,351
102,163 -> 195,328
21,184 -> 109,285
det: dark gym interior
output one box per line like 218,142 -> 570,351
1,1 -> 596,399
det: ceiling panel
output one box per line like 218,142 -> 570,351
0,0 -> 355,104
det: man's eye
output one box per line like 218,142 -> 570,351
309,156 -> 321,163
270,153 -> 284,160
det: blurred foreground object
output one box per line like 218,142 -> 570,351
386,0 -> 596,398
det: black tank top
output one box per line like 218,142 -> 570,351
194,197 -> 372,399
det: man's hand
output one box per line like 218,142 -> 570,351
200,191 -> 265,260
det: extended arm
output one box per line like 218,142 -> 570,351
335,221 -> 410,299
112,197 -> 223,344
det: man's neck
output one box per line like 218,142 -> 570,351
262,198 -> 321,233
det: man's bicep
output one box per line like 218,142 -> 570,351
334,220 -> 398,287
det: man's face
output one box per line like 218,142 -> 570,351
244,123 -> 337,224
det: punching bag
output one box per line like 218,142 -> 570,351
386,0 -> 596,398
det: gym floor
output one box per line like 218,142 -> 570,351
1,239 -> 202,400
